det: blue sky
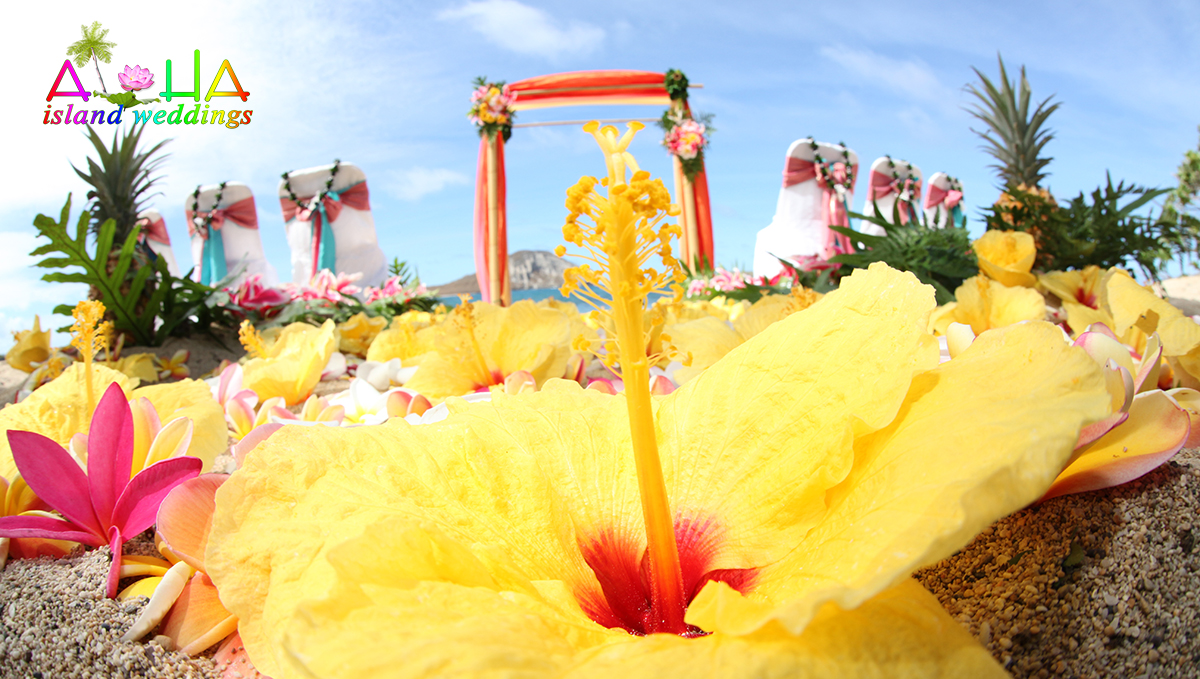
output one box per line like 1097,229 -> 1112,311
3,0 -> 1199,343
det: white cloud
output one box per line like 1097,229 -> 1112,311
438,0 -> 604,60
386,167 -> 470,201
818,45 -> 957,106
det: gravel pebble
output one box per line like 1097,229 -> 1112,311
918,447 -> 1200,678
0,534 -> 220,678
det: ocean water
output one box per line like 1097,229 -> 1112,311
436,288 -> 574,307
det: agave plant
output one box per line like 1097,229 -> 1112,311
66,21 -> 116,95
966,55 -> 1060,191
72,124 -> 169,245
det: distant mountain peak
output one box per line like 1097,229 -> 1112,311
432,250 -> 575,295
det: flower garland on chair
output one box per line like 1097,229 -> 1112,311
810,138 -> 855,195
467,77 -> 516,142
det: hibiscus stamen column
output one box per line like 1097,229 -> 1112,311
558,122 -> 689,634
70,300 -> 112,419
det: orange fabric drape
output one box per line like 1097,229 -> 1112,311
693,168 -> 714,269
507,70 -> 670,110
473,134 -> 508,304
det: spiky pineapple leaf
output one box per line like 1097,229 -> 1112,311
967,55 -> 1060,190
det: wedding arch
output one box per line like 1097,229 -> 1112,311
468,70 -> 714,304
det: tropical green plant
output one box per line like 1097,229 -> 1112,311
1160,126 -> 1200,271
72,123 -> 169,244
33,195 -> 221,346
829,204 -> 977,304
983,178 -> 1181,280
66,21 -> 116,94
966,55 -> 1060,190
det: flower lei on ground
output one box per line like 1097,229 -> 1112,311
658,69 -> 712,181
468,77 -> 516,142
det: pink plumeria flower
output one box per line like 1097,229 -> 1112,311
0,383 -> 201,597
226,274 -> 290,316
293,270 -> 363,304
206,363 -> 257,408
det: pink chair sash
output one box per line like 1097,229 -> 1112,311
925,184 -> 962,210
136,216 -> 170,245
279,181 -> 371,277
186,196 -> 259,239
781,156 -> 859,258
868,170 -> 922,224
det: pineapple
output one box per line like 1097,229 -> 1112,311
71,124 -> 170,337
966,55 -> 1060,192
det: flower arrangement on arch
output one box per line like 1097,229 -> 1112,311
468,77 -> 517,141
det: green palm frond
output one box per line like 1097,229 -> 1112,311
966,55 -> 1060,190
66,21 -> 116,67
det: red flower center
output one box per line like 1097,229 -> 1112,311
574,513 -> 757,637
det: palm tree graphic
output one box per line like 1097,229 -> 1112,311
66,21 -> 117,95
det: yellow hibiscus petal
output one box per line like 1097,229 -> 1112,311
974,230 -> 1037,287
0,364 -> 137,480
687,321 -> 1109,636
132,379 -> 226,472
663,316 -> 742,385
1042,389 -> 1190,501
5,316 -> 51,373
243,321 -> 337,405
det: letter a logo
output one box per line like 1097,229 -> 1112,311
47,60 -> 91,103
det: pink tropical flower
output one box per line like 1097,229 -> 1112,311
226,274 -> 290,316
663,119 -> 707,160
363,275 -> 427,304
0,383 -> 202,597
118,65 -> 155,92
286,270 -> 362,304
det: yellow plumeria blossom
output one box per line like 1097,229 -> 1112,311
5,316 -> 51,373
0,364 -> 226,479
973,229 -> 1037,287
206,265 -> 1110,679
666,289 -> 823,384
242,321 -> 337,406
1039,265 -> 1104,309
930,274 -> 1046,336
402,300 -> 572,402
335,312 -> 388,357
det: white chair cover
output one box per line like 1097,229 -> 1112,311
185,182 -> 277,287
923,172 -> 965,229
752,139 -> 859,279
280,162 -> 386,288
136,209 -> 180,277
860,157 -> 923,235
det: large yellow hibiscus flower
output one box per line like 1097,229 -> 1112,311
206,266 -> 1108,678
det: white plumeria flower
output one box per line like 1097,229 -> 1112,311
357,358 -> 418,391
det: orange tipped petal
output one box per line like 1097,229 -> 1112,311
586,378 -> 618,395
1044,390 -> 1190,501
406,394 -> 431,417
1166,388 -> 1200,448
161,573 -> 239,656
649,374 -> 676,395
318,404 -> 346,423
156,474 -> 228,573
225,398 -> 256,441
385,390 -> 414,419
213,631 -> 269,679
565,353 -> 587,384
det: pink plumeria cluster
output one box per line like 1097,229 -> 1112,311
226,274 -> 291,317
468,83 -> 517,127
284,270 -> 363,304
364,275 -> 428,305
663,119 -> 707,160
686,267 -> 765,297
